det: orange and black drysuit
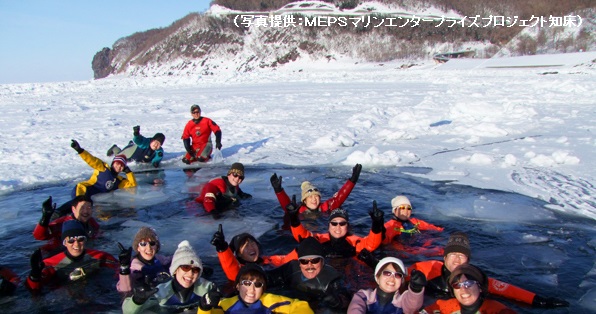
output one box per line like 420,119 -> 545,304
422,297 -> 516,314
181,116 -> 221,162
291,223 -> 382,258
216,246 -> 298,281
0,266 -> 20,295
409,260 -> 538,306
274,179 -> 356,214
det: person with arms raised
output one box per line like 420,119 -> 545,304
107,125 -> 165,168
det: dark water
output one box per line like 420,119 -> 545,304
0,165 -> 594,313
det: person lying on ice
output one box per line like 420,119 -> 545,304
106,125 -> 165,168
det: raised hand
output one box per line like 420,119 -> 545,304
39,196 -> 56,227
132,276 -> 158,305
118,242 -> 132,275
270,173 -> 283,193
350,163 -> 362,183
71,139 -> 84,154
133,125 -> 140,137
210,224 -> 228,252
286,195 -> 301,227
369,200 -> 384,234
29,248 -> 45,281
199,290 -> 222,310
409,269 -> 427,293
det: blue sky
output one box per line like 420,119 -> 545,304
0,0 -> 212,84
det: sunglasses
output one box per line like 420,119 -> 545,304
139,241 -> 157,247
381,270 -> 404,278
191,110 -> 201,114
329,221 -> 348,227
178,264 -> 201,274
451,279 -> 478,289
396,205 -> 412,211
231,173 -> 245,180
306,188 -> 319,193
66,236 -> 87,244
240,279 -> 264,288
299,257 -> 322,265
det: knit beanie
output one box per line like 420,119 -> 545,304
301,181 -> 321,201
374,257 -> 406,284
391,195 -> 411,213
132,227 -> 161,253
329,208 -> 349,222
112,154 -> 127,167
448,264 -> 488,296
297,237 -> 324,259
169,240 -> 202,276
61,220 -> 86,241
152,133 -> 166,145
444,231 -> 471,259
190,104 -> 201,113
228,163 -> 245,177
229,233 -> 260,256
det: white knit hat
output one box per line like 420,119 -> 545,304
374,257 -> 406,284
169,240 -> 202,276
391,195 -> 411,214
301,181 -> 321,202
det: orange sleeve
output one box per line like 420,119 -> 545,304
351,229 -> 382,254
290,224 -> 313,242
217,248 -> 241,281
488,277 -> 536,305
264,249 -> 299,267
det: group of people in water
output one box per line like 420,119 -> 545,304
0,105 -> 571,313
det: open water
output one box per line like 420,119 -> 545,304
0,165 -> 594,313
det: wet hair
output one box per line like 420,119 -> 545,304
71,195 -> 93,207
235,264 -> 267,291
448,264 -> 489,298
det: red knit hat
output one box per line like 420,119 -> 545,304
112,154 -> 127,167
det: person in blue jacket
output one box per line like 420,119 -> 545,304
107,125 -> 165,168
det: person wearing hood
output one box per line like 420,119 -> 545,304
26,220 -> 118,292
382,195 -> 443,245
181,104 -> 222,164
349,257 -> 426,314
122,240 -> 219,314
210,224 -> 298,281
107,125 -> 166,168
33,195 -> 100,248
264,237 -> 352,312
410,231 -> 569,309
54,139 -> 137,216
422,264 -> 516,314
117,227 -> 172,293
195,163 -> 252,213
288,198 -> 384,258
197,264 -> 313,313
269,163 -> 362,214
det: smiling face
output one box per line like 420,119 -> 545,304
137,238 -> 157,261
149,140 -> 161,151
174,265 -> 200,288
328,218 -> 349,239
453,274 -> 481,306
227,173 -> 244,187
304,194 -> 321,210
112,161 -> 125,173
299,256 -> 323,279
393,204 -> 412,220
238,239 -> 259,262
444,252 -> 469,272
72,200 -> 92,223
377,264 -> 402,294
63,236 -> 86,257
237,275 -> 265,304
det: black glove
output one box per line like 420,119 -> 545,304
152,161 -> 159,168
133,125 -> 140,137
118,242 -> 132,275
157,151 -> 163,157
123,166 -> 132,174
409,269 -> 427,293
322,294 -> 342,309
369,200 -> 385,234
39,196 -> 56,227
132,275 -> 158,305
199,290 -> 222,311
215,141 -> 222,150
532,295 -> 569,308
357,248 -> 379,269
210,224 -> 228,252
29,248 -> 45,281
350,163 -> 362,183
270,173 -> 283,193
70,139 -> 84,154
286,195 -> 301,227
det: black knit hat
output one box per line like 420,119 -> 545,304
61,220 -> 86,241
228,163 -> 245,177
229,233 -> 260,256
152,133 -> 165,145
297,237 -> 324,259
444,231 -> 471,259
190,104 -> 201,113
329,208 -> 349,222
